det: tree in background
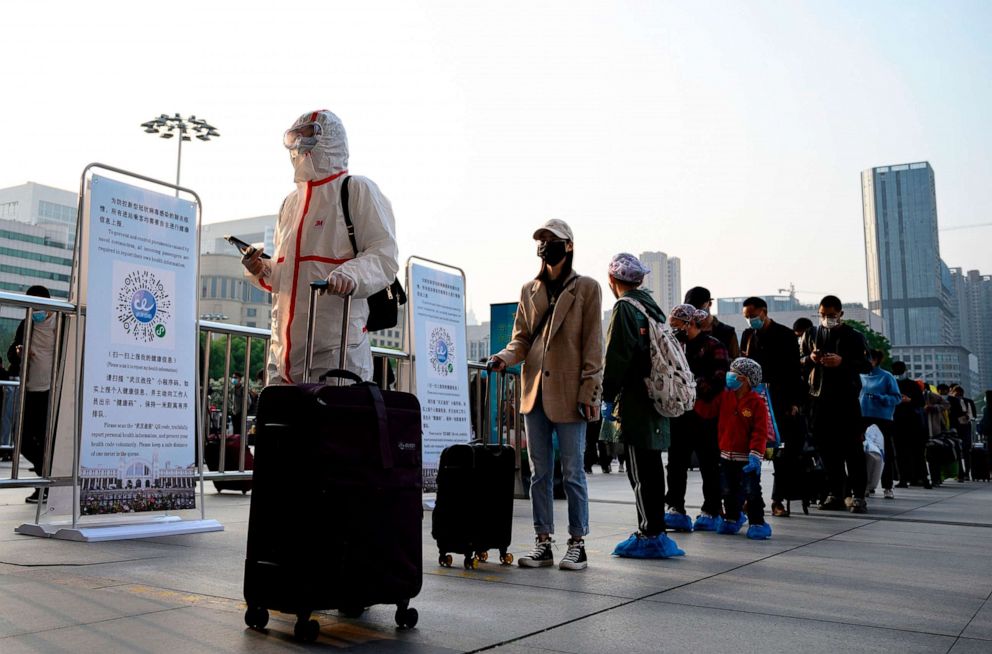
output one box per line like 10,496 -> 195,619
845,319 -> 892,371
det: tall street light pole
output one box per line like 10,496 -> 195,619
140,114 -> 220,196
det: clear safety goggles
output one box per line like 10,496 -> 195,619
283,121 -> 322,152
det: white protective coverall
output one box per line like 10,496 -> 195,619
247,110 -> 399,384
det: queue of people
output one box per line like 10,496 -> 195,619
489,219 -> 988,569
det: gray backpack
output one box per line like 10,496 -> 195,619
617,296 -> 697,418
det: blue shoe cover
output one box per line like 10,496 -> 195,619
612,533 -> 639,556
665,511 -> 694,532
746,523 -> 772,540
716,514 -> 746,535
615,533 -> 685,559
692,512 -> 720,532
647,533 -> 685,558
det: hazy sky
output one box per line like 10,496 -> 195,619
3,1 -> 990,318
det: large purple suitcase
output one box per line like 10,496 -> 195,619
243,283 -> 423,642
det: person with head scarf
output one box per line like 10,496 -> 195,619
664,303 -> 730,532
243,110 -> 399,384
602,253 -> 684,559
490,219 -> 603,571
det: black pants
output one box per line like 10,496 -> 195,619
584,420 -> 610,470
771,413 -> 800,502
626,445 -> 667,536
894,410 -> 927,484
666,411 -> 721,516
812,402 -> 867,500
721,459 -> 765,524
20,390 -> 50,473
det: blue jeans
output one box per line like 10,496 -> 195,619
525,401 -> 589,538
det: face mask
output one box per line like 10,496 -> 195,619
747,317 -> 764,330
820,316 -> 841,329
537,240 -> 568,266
31,311 -> 47,323
725,371 -> 743,391
292,151 -> 320,183
672,328 -> 688,343
231,377 -> 239,386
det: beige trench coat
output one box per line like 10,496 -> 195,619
494,271 -> 603,423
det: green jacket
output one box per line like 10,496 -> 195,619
603,289 -> 670,450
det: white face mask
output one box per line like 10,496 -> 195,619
292,152 -> 320,183
820,316 -> 840,329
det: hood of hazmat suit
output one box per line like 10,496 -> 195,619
247,110 -> 399,384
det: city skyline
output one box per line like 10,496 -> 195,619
1,2 -> 990,317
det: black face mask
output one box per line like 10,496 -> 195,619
673,328 -> 688,343
537,240 -> 568,266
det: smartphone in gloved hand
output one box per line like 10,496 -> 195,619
225,234 -> 271,259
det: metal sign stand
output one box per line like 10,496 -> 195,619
16,163 -> 222,541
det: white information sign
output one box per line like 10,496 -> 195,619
408,261 -> 471,492
78,175 -> 198,515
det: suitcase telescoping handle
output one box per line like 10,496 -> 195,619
304,280 -> 353,384
484,361 -> 509,445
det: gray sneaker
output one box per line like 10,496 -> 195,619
518,538 -> 554,568
558,538 -> 587,571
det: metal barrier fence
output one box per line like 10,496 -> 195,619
2,289 -> 524,498
0,291 -> 74,493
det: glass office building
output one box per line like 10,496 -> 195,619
861,162 -> 954,347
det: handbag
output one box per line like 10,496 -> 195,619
340,176 -> 407,332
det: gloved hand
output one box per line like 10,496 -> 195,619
322,270 -> 356,296
601,400 -> 616,423
241,248 -> 268,276
742,453 -> 762,476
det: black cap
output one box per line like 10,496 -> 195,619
683,286 -> 712,309
26,285 -> 51,299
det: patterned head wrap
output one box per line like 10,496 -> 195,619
608,252 -> 650,284
730,357 -> 763,388
670,303 -> 708,325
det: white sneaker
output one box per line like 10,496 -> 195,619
883,488 -> 894,499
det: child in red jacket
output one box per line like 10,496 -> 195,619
695,357 -> 772,540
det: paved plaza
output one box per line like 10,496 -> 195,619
1,465 -> 990,653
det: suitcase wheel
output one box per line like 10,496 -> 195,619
463,555 -> 478,570
475,550 -> 489,563
294,616 -> 320,642
244,606 -> 269,630
500,552 -> 514,566
438,553 -> 453,568
395,605 -> 419,629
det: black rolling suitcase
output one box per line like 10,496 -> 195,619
243,283 -> 423,642
204,433 -> 253,494
971,442 -> 990,482
432,366 -> 515,569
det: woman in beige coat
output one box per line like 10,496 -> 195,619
490,219 -> 603,570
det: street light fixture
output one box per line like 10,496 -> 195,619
140,113 -> 220,195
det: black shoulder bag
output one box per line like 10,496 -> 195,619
341,176 -> 407,332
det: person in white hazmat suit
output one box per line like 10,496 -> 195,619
243,110 -> 399,384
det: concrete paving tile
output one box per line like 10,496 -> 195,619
649,533 -> 989,636
0,574 -> 185,639
0,537 -> 180,566
961,599 -> 992,641
313,572 -> 626,653
949,637 -> 992,654
514,601 -> 957,654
